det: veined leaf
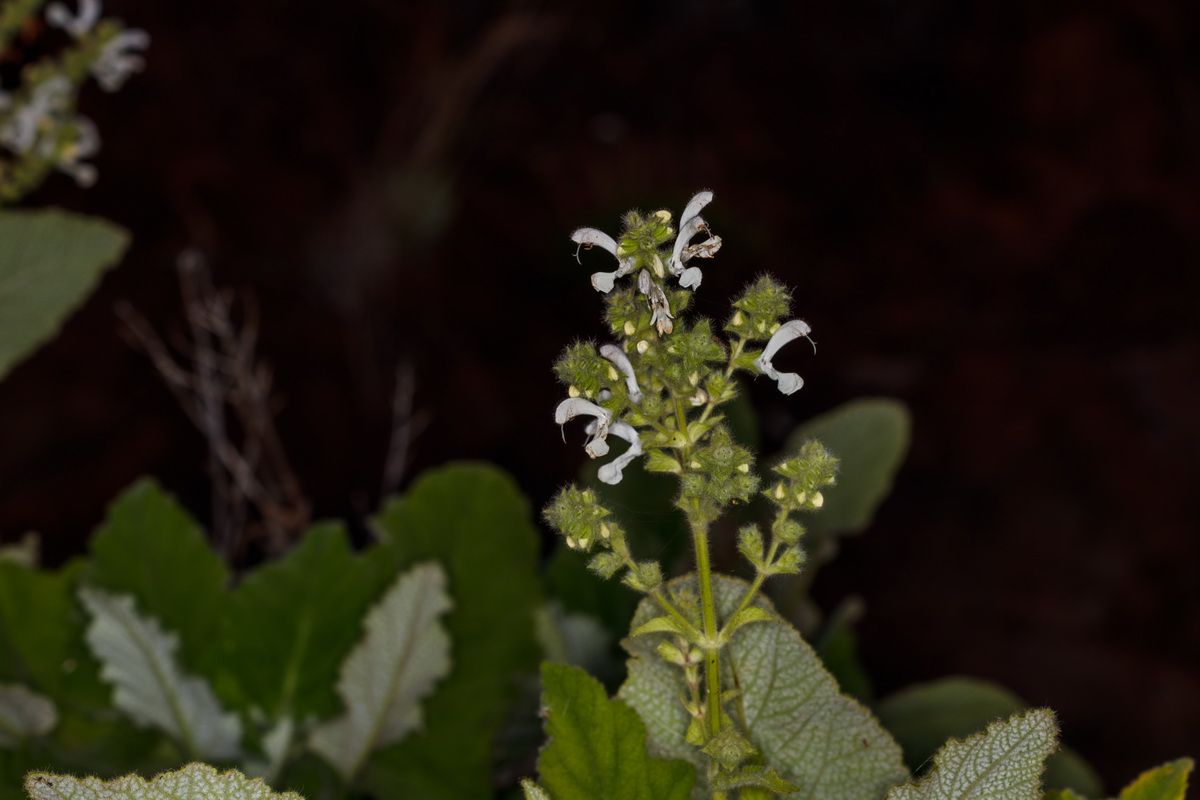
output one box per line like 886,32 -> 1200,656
0,684 -> 57,746
1116,759 -> 1192,800
24,763 -> 303,800
79,588 -> 242,761
620,574 -> 907,800
86,480 -> 229,680
887,709 -> 1058,800
537,663 -> 694,800
308,562 -> 453,784
783,398 -> 910,536
221,522 -> 381,721
364,463 -> 541,800
0,209 -> 128,382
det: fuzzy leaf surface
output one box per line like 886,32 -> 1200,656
1117,759 -> 1192,800
538,663 -> 694,800
0,684 -> 56,746
86,480 -> 229,678
886,709 -> 1058,800
363,463 -> 541,800
877,677 -> 1102,798
621,574 -> 907,800
23,763 -> 303,800
308,561 -> 453,783
221,522 -> 381,720
79,588 -> 241,761
0,209 -> 128,382
783,398 -> 910,536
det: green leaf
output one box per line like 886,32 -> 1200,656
1116,759 -> 1192,800
86,479 -> 229,679
630,615 -> 690,639
79,588 -> 242,762
308,562 -> 453,784
537,663 -> 694,800
220,522 -> 381,721
710,765 -> 799,794
0,684 -> 57,746
783,398 -> 910,536
887,709 -> 1058,800
620,574 -> 907,800
23,763 -> 303,800
0,209 -> 128,382
363,463 -> 541,800
719,606 -> 776,644
877,677 -> 1103,798
520,779 -> 552,800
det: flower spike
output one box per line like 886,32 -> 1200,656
667,190 -> 722,290
599,343 -> 642,404
572,227 -> 635,293
753,320 -> 813,395
555,397 -> 613,457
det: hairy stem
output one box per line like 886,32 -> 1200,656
691,517 -> 722,738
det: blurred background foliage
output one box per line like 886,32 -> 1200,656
0,0 -> 1197,788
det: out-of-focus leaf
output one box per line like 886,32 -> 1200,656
1116,759 -> 1192,800
887,710 -> 1058,800
364,463 -> 541,800
0,684 -> 56,746
24,763 -> 303,800
86,479 -> 229,679
877,676 -> 1103,798
0,209 -> 128,382
308,562 -> 453,784
537,663 -> 693,800
620,574 -> 907,800
79,588 -> 242,762
782,398 -> 910,536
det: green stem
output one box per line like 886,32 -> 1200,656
730,539 -> 779,621
691,517 -> 722,738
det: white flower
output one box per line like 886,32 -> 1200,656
572,227 -> 635,293
753,320 -> 814,395
0,77 -> 72,155
46,0 -> 101,38
57,116 -> 100,187
593,422 -> 642,485
637,269 -> 673,335
599,343 -> 642,403
667,190 -> 722,290
554,397 -> 613,458
91,29 -> 150,92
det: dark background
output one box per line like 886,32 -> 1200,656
2,0 -> 1198,788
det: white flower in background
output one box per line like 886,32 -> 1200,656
554,397 -> 613,458
572,227 -> 635,293
599,343 -> 642,404
57,116 -> 100,186
753,320 -> 814,395
0,77 -> 72,154
46,0 -> 101,38
92,28 -> 150,92
594,422 -> 642,485
667,190 -> 723,290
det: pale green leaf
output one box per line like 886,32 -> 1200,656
630,615 -> 690,638
23,763 -> 303,800
620,574 -> 907,800
0,209 -> 128,382
887,709 -> 1058,800
520,779 -> 552,800
78,588 -> 242,761
537,663 -> 694,800
363,463 -> 541,800
0,683 -> 57,746
1117,759 -> 1192,800
877,677 -> 1103,798
783,398 -> 910,536
308,562 -> 453,784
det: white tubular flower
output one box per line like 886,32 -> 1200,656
753,320 -> 813,395
667,190 -> 722,290
1,77 -> 72,155
46,0 -> 101,38
572,227 -> 635,293
57,116 -> 100,187
637,269 -> 674,335
91,29 -> 150,92
554,397 -> 613,458
594,422 -> 642,485
599,343 -> 642,404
